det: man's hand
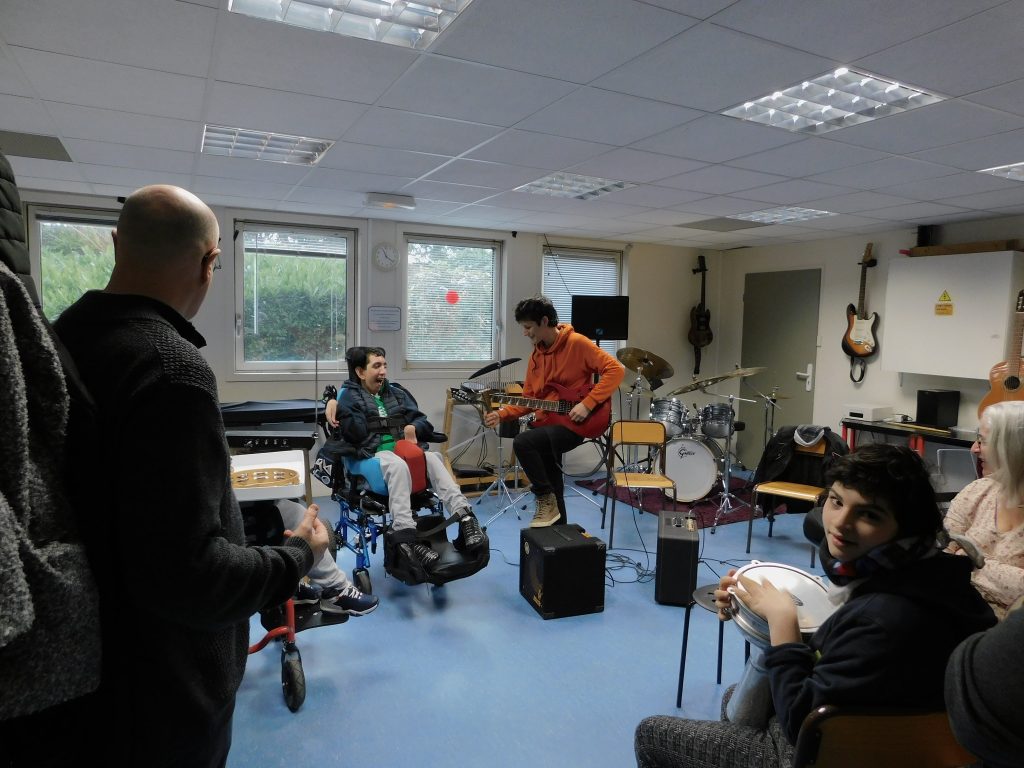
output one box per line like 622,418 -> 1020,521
568,402 -> 591,423
284,503 -> 330,561
324,399 -> 339,428
483,410 -> 501,429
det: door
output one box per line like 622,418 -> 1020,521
736,269 -> 821,471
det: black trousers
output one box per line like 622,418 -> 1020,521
512,424 -> 583,522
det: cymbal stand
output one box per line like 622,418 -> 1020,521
480,417 -> 531,530
708,394 -> 750,533
742,379 -> 784,451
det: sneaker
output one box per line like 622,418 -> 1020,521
293,581 -> 322,605
320,584 -> 379,616
530,492 -> 559,528
399,542 -> 440,569
456,511 -> 487,552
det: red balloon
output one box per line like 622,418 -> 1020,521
445,290 -> 459,305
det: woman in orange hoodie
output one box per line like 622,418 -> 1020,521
485,295 -> 624,526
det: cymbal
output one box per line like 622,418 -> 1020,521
665,366 -> 767,396
616,347 -> 674,380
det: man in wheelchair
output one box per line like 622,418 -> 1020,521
325,346 -> 488,574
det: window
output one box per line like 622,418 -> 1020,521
235,222 -> 353,373
405,235 -> 499,365
29,207 -> 117,323
542,245 -> 622,353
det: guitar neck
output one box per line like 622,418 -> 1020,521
1009,312 -> 1024,377
856,266 -> 868,318
490,393 -> 571,414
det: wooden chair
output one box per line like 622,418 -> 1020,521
748,439 -> 827,561
793,705 -> 978,768
600,420 -> 676,549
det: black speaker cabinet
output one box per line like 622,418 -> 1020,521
520,525 -> 606,619
655,512 -> 700,606
916,389 -> 960,429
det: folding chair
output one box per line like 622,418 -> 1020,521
601,420 -> 676,549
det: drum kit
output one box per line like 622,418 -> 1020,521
616,346 -> 770,511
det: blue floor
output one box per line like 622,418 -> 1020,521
228,487 -> 816,768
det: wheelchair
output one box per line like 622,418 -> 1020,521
313,408 -> 489,593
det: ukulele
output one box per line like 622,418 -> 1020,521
842,243 -> 879,358
454,381 -> 610,439
687,255 -> 713,375
978,290 -> 1024,417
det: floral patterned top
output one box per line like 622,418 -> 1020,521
945,476 -> 1024,619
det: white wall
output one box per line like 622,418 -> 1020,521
24,186 -> 1023,477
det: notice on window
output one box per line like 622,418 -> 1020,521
368,305 -> 401,331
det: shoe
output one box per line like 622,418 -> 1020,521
293,581 -> 322,605
399,542 -> 440,569
455,511 -> 487,552
530,492 -> 559,527
320,584 -> 379,616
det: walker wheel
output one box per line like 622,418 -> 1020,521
281,648 -> 306,712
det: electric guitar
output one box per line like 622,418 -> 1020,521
978,290 -> 1024,417
455,381 -> 610,439
842,243 -> 879,358
687,254 -> 713,375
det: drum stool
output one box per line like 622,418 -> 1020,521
675,584 -> 749,708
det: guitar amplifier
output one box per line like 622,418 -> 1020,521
655,512 -> 700,606
520,525 -> 606,619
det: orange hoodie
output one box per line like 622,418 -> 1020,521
499,323 -> 624,426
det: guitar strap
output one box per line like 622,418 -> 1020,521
849,357 -> 866,383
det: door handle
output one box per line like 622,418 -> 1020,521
795,363 -> 813,392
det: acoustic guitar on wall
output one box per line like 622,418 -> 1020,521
978,290 -> 1024,417
687,254 -> 713,375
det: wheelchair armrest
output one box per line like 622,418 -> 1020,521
428,431 -> 447,443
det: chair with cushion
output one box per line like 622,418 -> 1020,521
601,420 -> 676,549
792,705 -> 978,768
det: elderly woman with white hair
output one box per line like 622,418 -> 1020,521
945,400 -> 1024,619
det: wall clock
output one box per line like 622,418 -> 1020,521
374,243 -> 400,271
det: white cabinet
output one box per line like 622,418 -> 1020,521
881,251 -> 1024,379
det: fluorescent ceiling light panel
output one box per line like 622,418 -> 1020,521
201,124 -> 333,165
228,0 -> 475,50
516,172 -> 635,200
365,192 -> 416,209
722,68 -> 943,135
729,206 -> 837,224
978,161 -> 1024,183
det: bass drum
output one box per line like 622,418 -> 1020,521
663,437 -> 724,502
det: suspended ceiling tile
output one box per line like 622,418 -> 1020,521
466,130 -> 611,171
64,138 -> 194,174
568,147 -> 705,183
13,48 -> 206,120
206,82 -> 369,142
656,165 -> 788,195
635,114 -> 801,164
423,158 -> 547,188
1,0 -> 216,78
47,102 -> 201,152
592,24 -> 835,112
316,142 -> 451,178
214,12 -> 417,103
516,88 -> 702,146
432,0 -> 696,83
727,138 -> 890,177
807,156 -> 958,190
401,179 -> 501,205
377,56 -> 575,127
342,108 -> 502,156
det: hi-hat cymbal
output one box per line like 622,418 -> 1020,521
665,366 -> 767,396
616,347 -> 674,381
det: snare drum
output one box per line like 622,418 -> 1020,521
650,398 -> 687,438
663,437 -> 723,502
701,403 -> 735,438
729,561 -> 836,650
